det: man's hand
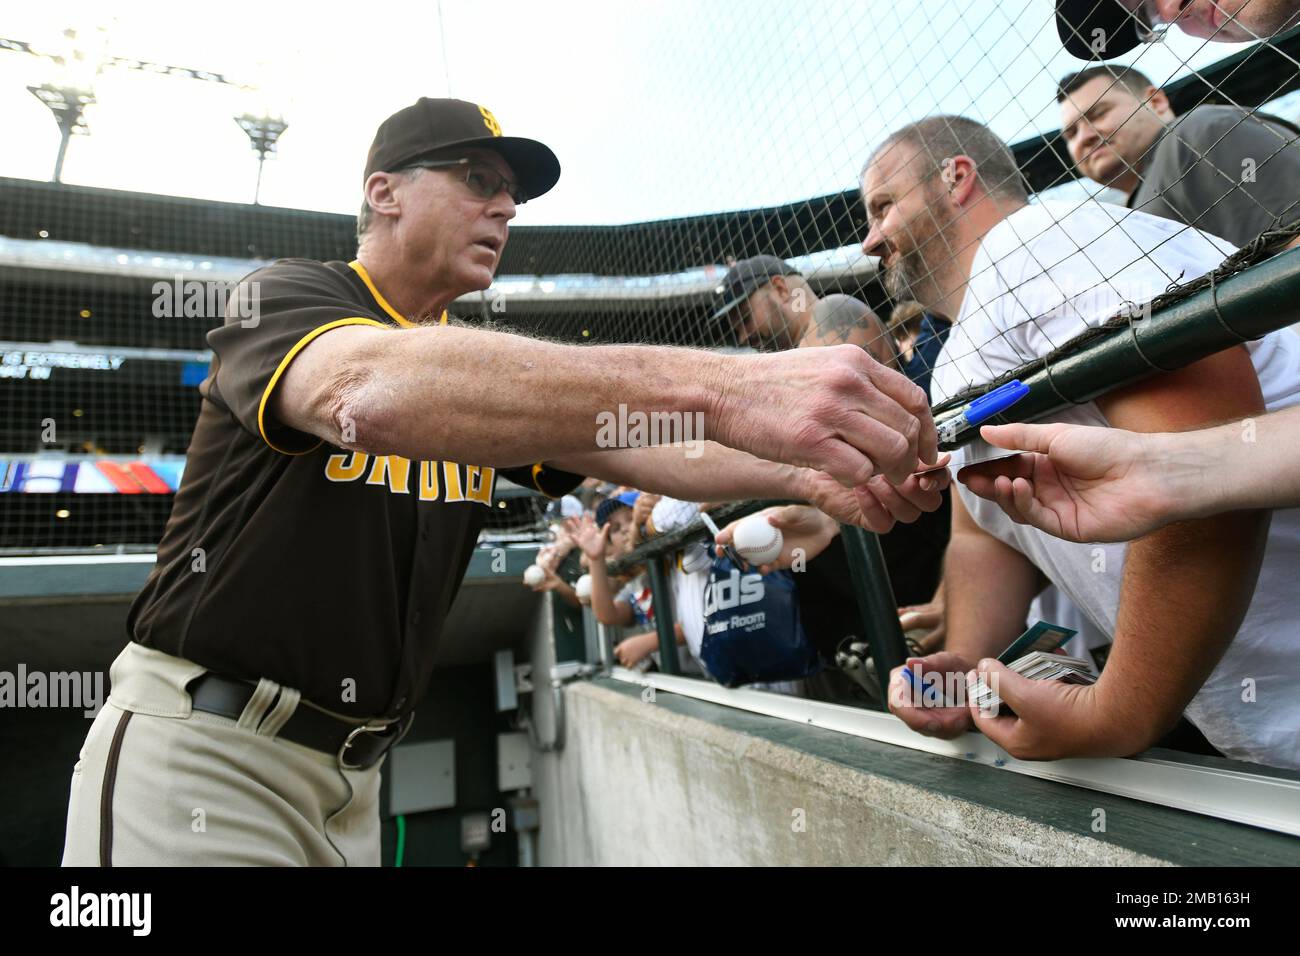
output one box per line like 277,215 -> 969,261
887,652 -> 976,739
712,345 -> 939,487
848,460 -> 951,531
714,505 -> 839,573
549,522 -> 578,562
615,632 -> 659,668
629,492 -> 661,547
899,596 -> 945,654
956,422 -> 1176,543
797,455 -> 950,532
966,659 -> 1134,760
535,540 -> 570,575
526,564 -> 567,594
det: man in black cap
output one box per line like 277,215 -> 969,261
710,256 -> 951,702
712,255 -> 900,363
711,255 -> 805,349
62,98 -> 948,865
1055,0 -> 1300,60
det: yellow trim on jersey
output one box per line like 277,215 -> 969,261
418,460 -> 441,500
527,461 -> 571,500
349,260 -> 412,326
349,260 -> 448,328
257,316 -> 388,455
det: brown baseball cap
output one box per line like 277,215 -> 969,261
364,97 -> 561,202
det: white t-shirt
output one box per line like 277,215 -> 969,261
649,496 -> 711,662
932,199 -> 1300,770
672,564 -> 710,663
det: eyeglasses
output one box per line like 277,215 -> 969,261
401,158 -> 528,205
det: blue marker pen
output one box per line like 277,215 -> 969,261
902,665 -> 955,708
699,510 -> 746,568
937,379 -> 1030,447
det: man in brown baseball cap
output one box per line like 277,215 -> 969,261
62,95 -> 946,866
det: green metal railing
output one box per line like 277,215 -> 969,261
934,242 -> 1300,442
598,243 -> 1300,705
606,499 -> 906,699
606,500 -> 765,679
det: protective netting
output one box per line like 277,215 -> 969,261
3,3 -> 1300,552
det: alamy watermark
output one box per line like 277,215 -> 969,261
1037,276 -> 1168,330
899,661 -> 999,715
595,403 -> 705,459
50,886 -> 151,935
0,664 -> 104,717
152,275 -> 260,327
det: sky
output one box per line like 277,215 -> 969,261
0,0 -> 1263,228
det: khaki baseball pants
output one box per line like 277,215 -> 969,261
61,641 -> 384,866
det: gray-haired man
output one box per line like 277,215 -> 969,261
61,98 -> 948,866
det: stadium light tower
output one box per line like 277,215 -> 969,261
17,27 -> 104,183
4,22 -> 276,194
235,114 -> 289,205
27,84 -> 95,183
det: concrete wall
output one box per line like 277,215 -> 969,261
532,678 -> 1299,866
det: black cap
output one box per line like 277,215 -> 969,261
710,255 -> 801,322
365,97 -> 561,202
1056,0 -> 1143,60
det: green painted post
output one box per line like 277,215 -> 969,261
838,525 -> 908,703
645,555 -> 680,675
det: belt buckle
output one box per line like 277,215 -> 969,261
337,712 -> 413,771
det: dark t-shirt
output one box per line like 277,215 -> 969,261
795,316 -> 952,659
901,313 -> 951,401
795,495 -> 949,659
1129,105 -> 1300,247
128,258 -> 580,719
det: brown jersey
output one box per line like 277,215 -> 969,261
128,258 -> 581,719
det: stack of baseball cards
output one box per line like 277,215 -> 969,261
968,621 -> 1096,715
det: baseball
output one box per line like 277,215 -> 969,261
732,514 -> 783,566
575,574 -> 593,603
523,564 -> 546,587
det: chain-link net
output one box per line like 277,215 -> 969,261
3,2 -> 1300,554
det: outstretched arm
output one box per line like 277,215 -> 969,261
553,444 -> 950,533
271,323 -> 937,487
969,349 -> 1272,760
958,404 -> 1300,543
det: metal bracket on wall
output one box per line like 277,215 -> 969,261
520,661 -> 600,754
